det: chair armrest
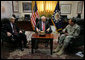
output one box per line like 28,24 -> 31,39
69,36 -> 82,47
1,31 -> 8,42
70,37 -> 79,43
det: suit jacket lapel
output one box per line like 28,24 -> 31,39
40,21 -> 42,31
9,22 -> 13,33
45,22 -> 46,30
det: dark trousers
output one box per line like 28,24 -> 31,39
8,33 -> 27,48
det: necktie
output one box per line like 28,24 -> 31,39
43,22 -> 45,31
13,23 -> 18,35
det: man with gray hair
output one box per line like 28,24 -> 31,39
34,16 -> 52,49
35,16 -> 52,33
3,17 -> 28,51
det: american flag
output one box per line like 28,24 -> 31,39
51,1 -> 62,32
30,1 -> 39,30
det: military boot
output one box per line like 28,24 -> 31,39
56,45 -> 65,55
53,44 -> 62,53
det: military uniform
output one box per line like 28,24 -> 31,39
59,23 -> 80,44
54,24 -> 80,55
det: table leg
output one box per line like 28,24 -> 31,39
31,38 -> 34,54
50,39 -> 53,55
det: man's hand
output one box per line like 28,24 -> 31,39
62,30 -> 66,33
65,33 -> 68,36
7,32 -> 12,36
36,28 -> 40,32
41,31 -> 45,33
46,28 -> 50,32
19,30 -> 23,33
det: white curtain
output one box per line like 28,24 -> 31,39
1,1 -> 13,19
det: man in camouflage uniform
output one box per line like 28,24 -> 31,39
53,18 -> 80,55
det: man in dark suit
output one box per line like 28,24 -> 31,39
35,16 -> 52,49
35,16 -> 52,33
3,17 -> 28,51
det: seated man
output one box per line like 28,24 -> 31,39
3,17 -> 28,51
35,16 -> 52,48
53,18 -> 80,55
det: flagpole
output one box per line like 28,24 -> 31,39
33,1 -> 36,31
51,19 -> 58,33
33,1 -> 36,30
51,1 -> 58,33
31,1 -> 35,31
30,18 -> 35,30
51,1 -> 61,33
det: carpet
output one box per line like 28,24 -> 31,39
1,41 -> 83,59
1,31 -> 84,59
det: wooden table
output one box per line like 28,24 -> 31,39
31,33 -> 54,55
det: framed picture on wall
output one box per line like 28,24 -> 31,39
22,2 -> 32,13
12,1 -> 19,13
60,4 -> 71,14
77,2 -> 83,14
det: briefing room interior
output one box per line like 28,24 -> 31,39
1,1 -> 84,59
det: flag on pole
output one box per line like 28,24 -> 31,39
51,1 -> 62,32
30,1 -> 39,30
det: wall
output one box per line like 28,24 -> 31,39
1,1 -> 13,19
1,1 -> 84,19
60,1 -> 84,19
81,2 -> 84,19
14,1 -> 32,18
14,1 -> 84,19
60,1 -> 77,18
